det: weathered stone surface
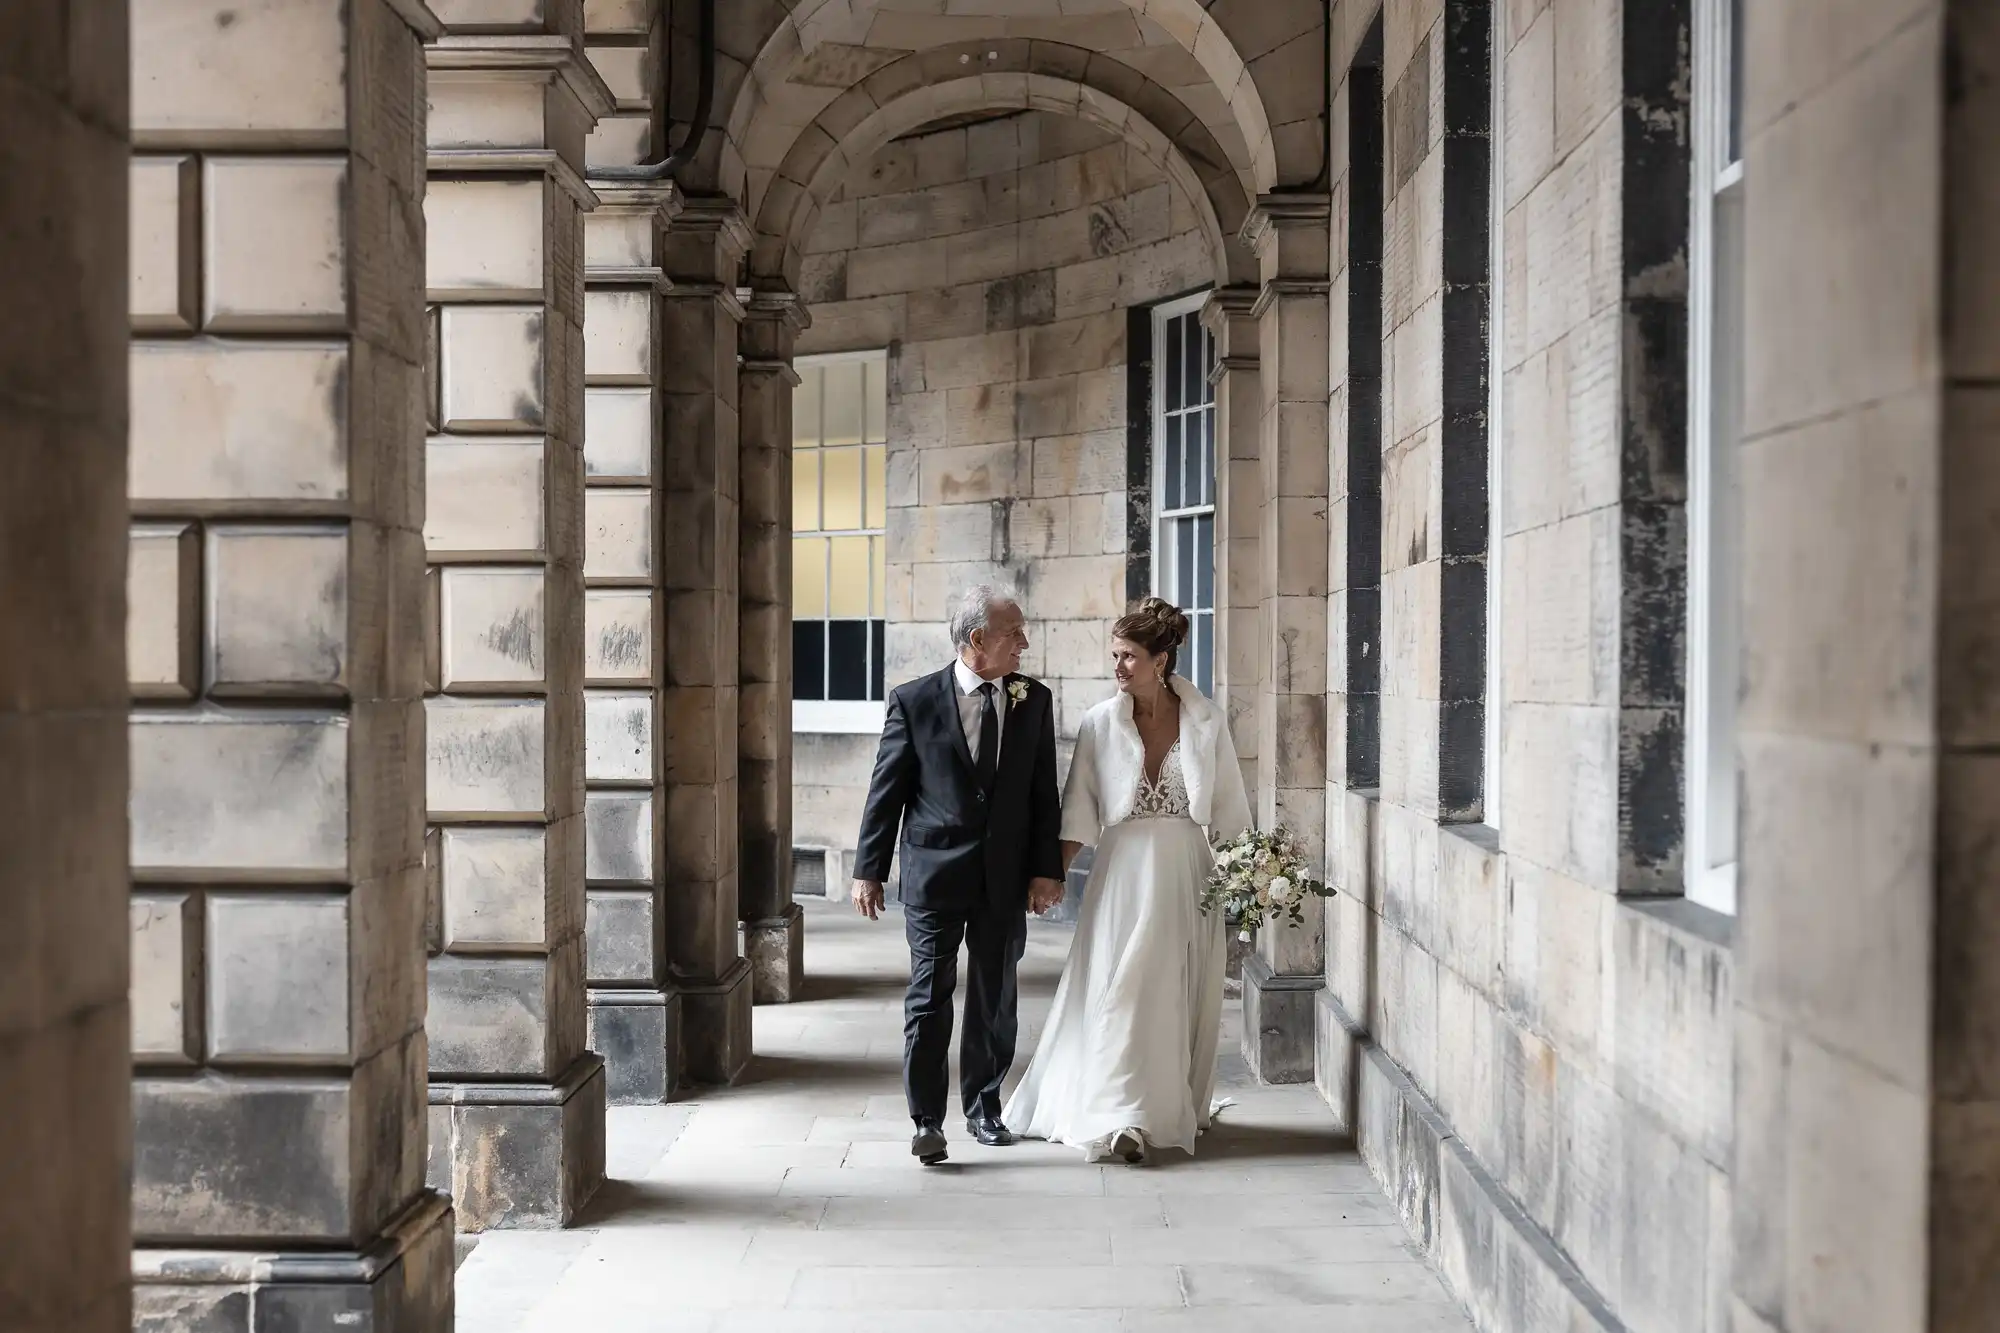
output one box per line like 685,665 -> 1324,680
587,994 -> 678,1104
205,893 -> 351,1062
131,710 -> 349,876
429,1057 -> 606,1230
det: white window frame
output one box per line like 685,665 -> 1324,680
1150,290 -> 1217,696
1483,10 -> 1505,831
792,347 -> 890,735
1685,0 -> 1743,914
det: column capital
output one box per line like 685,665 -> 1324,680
663,193 -> 753,288
427,34 -> 616,122
585,181 -> 682,288
1243,191 -> 1333,284
741,286 -> 810,366
1203,284 -> 1261,371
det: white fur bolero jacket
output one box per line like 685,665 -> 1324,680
1058,675 -> 1252,847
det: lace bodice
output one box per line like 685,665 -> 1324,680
1127,740 -> 1191,820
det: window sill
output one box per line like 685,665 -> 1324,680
793,700 -> 886,734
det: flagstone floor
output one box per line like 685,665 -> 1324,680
455,897 -> 1473,1332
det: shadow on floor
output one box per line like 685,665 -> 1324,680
732,1050 -> 903,1089
791,970 -> 909,1002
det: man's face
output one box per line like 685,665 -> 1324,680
970,601 -> 1029,678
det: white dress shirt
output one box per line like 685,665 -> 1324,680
952,657 -> 1007,766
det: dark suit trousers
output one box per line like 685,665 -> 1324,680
903,897 -> 1028,1125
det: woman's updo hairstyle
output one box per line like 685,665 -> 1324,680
1112,597 -> 1191,679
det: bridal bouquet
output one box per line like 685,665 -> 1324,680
1203,826 -> 1329,942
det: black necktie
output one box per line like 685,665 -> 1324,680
975,682 -> 999,790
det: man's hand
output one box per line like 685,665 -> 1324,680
1028,876 -> 1065,915
851,879 -> 885,921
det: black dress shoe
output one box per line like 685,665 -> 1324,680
966,1114 -> 1017,1147
911,1120 -> 948,1165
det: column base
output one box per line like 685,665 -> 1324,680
745,902 -> 806,1004
587,987 -> 683,1104
678,957 -> 754,1086
134,1191 -> 454,1333
1240,953 -> 1321,1084
427,1054 -> 606,1231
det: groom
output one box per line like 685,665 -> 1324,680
851,585 -> 1065,1165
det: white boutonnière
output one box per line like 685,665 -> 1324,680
1006,678 -> 1030,705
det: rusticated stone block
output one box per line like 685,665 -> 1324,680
584,387 -> 653,480
583,690 -> 653,781
427,955 -> 554,1078
206,524 -> 349,693
587,991 -> 679,1104
131,155 -> 199,332
429,1056 -> 606,1230
678,960 -> 753,1087
584,790 -> 653,882
440,826 -> 549,951
133,0 -> 348,140
202,156 -> 349,331
131,341 -> 349,504
585,888 -> 656,984
438,305 -> 546,431
424,439 -> 547,557
1240,953 -> 1320,1084
745,903 -> 805,1005
584,488 -> 653,580
426,178 -> 548,299
128,522 -> 200,698
132,892 -> 201,1064
205,892 -> 350,1063
426,697 -> 547,817
131,709 -> 349,877
583,588 -> 653,682
133,1037 -> 426,1246
439,567 -> 546,687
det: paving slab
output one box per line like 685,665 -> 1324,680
455,899 -> 1471,1330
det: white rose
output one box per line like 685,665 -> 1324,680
1269,875 -> 1295,904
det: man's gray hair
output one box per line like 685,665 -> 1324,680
948,584 -> 1019,651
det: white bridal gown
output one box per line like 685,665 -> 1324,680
1004,677 -> 1249,1159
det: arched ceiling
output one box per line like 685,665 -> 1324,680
701,0 -> 1328,263
746,43 -> 1257,288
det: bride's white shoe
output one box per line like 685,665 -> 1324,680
1110,1128 -> 1147,1164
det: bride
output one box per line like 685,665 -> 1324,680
1003,598 -> 1251,1163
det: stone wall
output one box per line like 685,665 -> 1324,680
789,109 -> 1214,865
1316,3 -> 1736,1332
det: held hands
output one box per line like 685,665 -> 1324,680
851,879 -> 886,920
1028,876 -> 1066,915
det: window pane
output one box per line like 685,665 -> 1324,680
1176,515 -> 1195,609
864,357 -> 887,443
793,536 -> 827,619
1726,0 -> 1743,166
1182,315 -> 1202,412
870,619 -> 886,701
864,443 -> 887,529
793,366 -> 822,446
869,535 -> 886,618
828,620 -> 869,700
1200,408 -> 1216,505
1182,415 -> 1201,510
824,362 -> 863,445
1197,325 -> 1215,407
1161,414 -> 1183,510
1164,316 -> 1183,411
792,449 -> 821,531
1195,513 -> 1214,610
792,621 -> 826,701
828,535 -> 870,618
822,447 -> 864,531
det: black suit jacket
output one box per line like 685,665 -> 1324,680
853,665 -> 1063,911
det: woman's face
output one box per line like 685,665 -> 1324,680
1110,637 -> 1164,694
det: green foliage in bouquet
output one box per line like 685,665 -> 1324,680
1202,826 -> 1330,942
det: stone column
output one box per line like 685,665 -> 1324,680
126,0 -> 454,1325
1239,196 -> 1333,1085
659,195 -> 755,1084
581,179 -> 683,1103
421,8 -> 611,1229
1202,285 -> 1263,801
740,288 -> 810,1004
3,4 -> 129,1330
